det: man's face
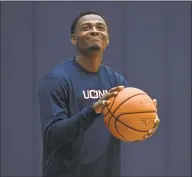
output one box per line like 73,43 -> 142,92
71,14 -> 109,53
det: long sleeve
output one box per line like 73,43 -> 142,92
38,76 -> 99,151
121,76 -> 128,87
116,73 -> 128,87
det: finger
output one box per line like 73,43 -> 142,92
144,134 -> 152,139
104,91 -> 118,100
155,117 -> 160,123
102,100 -> 110,106
148,129 -> 152,134
148,123 -> 159,136
148,128 -> 156,136
132,140 -> 141,143
153,118 -> 160,129
153,99 -> 157,107
109,86 -> 125,92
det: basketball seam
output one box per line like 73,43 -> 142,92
116,111 -> 156,132
103,94 -> 117,117
114,118 -> 127,141
107,93 -> 146,128
107,110 -> 155,141
105,92 -> 155,141
113,111 -> 156,141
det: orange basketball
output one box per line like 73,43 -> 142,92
103,87 -> 157,142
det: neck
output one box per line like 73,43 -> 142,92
75,52 -> 103,73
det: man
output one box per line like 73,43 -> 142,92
38,11 -> 160,177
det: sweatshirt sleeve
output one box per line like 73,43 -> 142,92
121,76 -> 128,87
38,76 -> 100,150
116,73 -> 128,87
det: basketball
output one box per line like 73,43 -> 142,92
103,87 -> 157,142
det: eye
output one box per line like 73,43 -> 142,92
82,25 -> 90,31
98,26 -> 105,31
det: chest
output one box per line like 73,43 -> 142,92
69,73 -> 113,110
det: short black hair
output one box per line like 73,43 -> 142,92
70,10 -> 108,35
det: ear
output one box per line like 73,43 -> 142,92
106,35 -> 110,46
106,39 -> 109,45
71,34 -> 76,45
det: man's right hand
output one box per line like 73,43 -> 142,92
92,85 -> 125,114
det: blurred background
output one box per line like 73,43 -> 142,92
1,1 -> 191,176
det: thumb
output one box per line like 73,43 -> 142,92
153,99 -> 157,108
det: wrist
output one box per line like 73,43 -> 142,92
92,103 -> 100,114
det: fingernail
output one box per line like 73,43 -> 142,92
103,101 -> 109,106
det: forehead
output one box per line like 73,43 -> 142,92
77,14 -> 107,26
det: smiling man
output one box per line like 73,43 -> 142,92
38,11 -> 160,177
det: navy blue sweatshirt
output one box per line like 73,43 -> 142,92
38,58 -> 128,177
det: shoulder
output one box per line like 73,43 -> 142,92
102,64 -> 128,86
39,59 -> 74,89
102,64 -> 123,77
47,59 -> 74,79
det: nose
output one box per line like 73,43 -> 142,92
90,27 -> 99,36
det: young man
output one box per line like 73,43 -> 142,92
38,11 -> 160,177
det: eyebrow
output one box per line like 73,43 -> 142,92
80,21 -> 106,26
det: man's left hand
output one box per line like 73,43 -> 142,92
144,99 -> 160,140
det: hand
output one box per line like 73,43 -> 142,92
133,99 -> 160,142
92,85 -> 125,114
144,99 -> 160,139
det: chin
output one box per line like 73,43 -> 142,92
88,43 -> 101,51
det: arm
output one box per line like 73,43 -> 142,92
38,76 -> 99,151
118,74 -> 128,87
122,77 -> 128,87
